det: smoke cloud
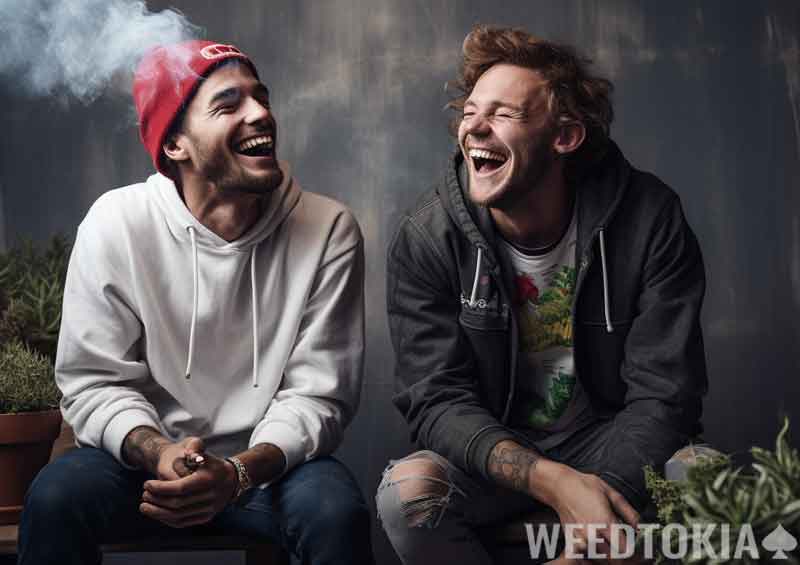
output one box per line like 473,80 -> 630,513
0,0 -> 200,103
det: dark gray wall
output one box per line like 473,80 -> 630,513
2,1 -> 799,564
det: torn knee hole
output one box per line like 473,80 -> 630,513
400,493 -> 449,528
385,461 -> 454,528
392,473 -> 450,508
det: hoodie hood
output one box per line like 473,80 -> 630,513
151,160 -> 301,253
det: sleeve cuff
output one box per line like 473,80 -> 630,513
467,425 -> 519,480
101,409 -> 163,470
600,471 -> 648,513
250,421 -> 307,478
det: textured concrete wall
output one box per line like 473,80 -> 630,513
2,2 -> 799,563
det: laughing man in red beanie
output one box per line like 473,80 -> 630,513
18,40 -> 373,565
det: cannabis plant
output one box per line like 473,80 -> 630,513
644,419 -> 800,564
0,340 -> 60,413
0,236 -> 70,360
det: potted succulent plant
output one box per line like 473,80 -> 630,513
0,237 -> 69,525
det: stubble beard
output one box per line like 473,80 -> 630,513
193,137 -> 284,196
469,139 -> 557,210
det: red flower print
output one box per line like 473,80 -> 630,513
515,274 -> 539,305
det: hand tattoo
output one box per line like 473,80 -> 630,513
487,442 -> 540,493
122,426 -> 169,474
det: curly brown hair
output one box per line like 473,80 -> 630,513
448,25 -> 614,175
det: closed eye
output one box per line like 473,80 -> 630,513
208,87 -> 242,114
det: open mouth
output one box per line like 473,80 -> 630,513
468,148 -> 508,174
235,134 -> 274,158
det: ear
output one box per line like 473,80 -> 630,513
553,120 -> 586,156
162,134 -> 190,163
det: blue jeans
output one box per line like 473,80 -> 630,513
18,448 -> 373,565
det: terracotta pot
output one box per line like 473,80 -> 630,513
0,409 -> 62,525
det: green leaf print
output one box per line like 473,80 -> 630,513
527,266 -> 577,350
528,370 -> 575,427
553,266 -> 576,294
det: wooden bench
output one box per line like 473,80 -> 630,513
0,423 -> 288,564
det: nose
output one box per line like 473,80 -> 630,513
243,96 -> 272,126
461,112 -> 490,138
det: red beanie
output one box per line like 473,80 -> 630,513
133,40 -> 258,174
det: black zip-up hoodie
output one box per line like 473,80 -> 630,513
386,142 -> 708,508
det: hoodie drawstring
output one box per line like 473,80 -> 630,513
469,246 -> 483,307
598,228 -> 614,333
250,245 -> 259,388
185,227 -> 199,378
183,227 -> 260,387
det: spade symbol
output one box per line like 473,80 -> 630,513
762,524 -> 797,559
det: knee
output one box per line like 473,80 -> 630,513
24,464 -> 75,517
291,489 -> 372,564
376,452 -> 454,530
21,462 -> 89,533
23,450 -> 113,523
287,460 -> 370,539
664,444 -> 725,481
309,491 -> 370,537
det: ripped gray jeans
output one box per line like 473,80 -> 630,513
376,419 -> 658,565
376,449 -> 538,565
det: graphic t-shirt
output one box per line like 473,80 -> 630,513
501,212 -> 591,440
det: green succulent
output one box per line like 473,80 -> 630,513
0,339 -> 60,413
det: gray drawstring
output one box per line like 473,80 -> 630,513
469,246 -> 483,307
183,229 -> 260,387
185,226 -> 199,378
598,228 -> 613,333
250,245 -> 259,388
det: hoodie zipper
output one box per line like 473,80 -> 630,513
497,261 -> 518,425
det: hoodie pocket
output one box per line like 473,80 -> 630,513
459,304 -> 509,332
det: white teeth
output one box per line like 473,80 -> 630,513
237,135 -> 274,152
468,148 -> 506,162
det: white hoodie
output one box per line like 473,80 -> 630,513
56,162 -> 364,474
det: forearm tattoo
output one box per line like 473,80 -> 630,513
487,442 -> 540,493
122,426 -> 169,473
